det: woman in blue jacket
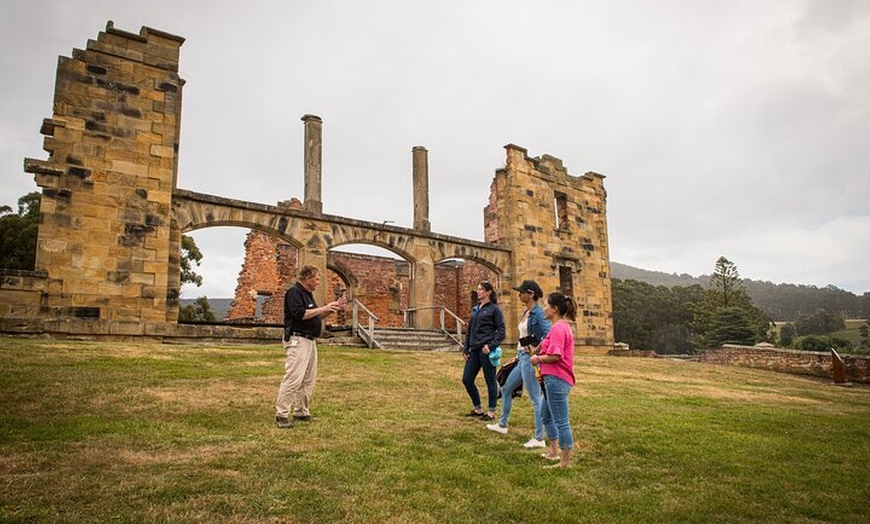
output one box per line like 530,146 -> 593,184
486,280 -> 551,448
462,280 -> 506,421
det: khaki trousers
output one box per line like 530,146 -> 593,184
275,336 -> 318,418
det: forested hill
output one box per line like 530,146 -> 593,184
611,262 -> 708,288
610,262 -> 869,321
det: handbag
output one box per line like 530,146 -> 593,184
496,357 -> 517,386
496,358 -> 523,399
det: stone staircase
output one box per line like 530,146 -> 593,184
323,326 -> 462,352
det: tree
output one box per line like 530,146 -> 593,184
705,307 -> 757,347
180,234 -> 203,287
0,192 -> 40,270
709,256 -> 742,308
691,256 -> 774,349
779,322 -> 796,347
178,296 -> 217,322
176,234 -> 215,321
612,278 -> 702,354
792,335 -> 852,352
793,309 -> 846,336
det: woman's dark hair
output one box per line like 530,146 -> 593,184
480,280 -> 498,304
546,292 -> 576,321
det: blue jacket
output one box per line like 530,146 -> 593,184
525,303 -> 551,347
464,302 -> 506,354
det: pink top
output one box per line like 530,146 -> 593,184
539,320 -> 575,386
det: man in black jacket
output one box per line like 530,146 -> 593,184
275,265 -> 347,429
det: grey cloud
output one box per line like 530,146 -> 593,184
1,0 -> 867,295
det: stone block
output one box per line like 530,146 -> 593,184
109,321 -> 144,336
111,160 -> 149,177
150,144 -> 174,158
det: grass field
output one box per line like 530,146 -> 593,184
832,319 -> 868,347
1,338 -> 868,523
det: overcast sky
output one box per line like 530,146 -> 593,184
2,0 -> 868,298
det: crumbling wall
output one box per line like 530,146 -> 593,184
485,145 -> 613,351
227,231 -> 495,329
2,23 -> 613,347
21,22 -> 185,334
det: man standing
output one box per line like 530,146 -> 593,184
275,265 -> 346,429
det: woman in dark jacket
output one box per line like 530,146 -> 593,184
461,280 -> 506,421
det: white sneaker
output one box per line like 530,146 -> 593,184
523,438 -> 546,449
486,423 -> 508,434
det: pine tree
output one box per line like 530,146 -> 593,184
691,256 -> 774,349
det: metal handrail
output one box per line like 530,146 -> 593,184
351,298 -> 381,348
402,305 -> 465,347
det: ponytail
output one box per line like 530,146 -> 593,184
546,292 -> 577,321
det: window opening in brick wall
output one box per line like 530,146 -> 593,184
254,294 -> 268,319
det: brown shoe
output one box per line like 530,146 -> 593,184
275,416 -> 293,429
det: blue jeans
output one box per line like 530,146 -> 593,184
462,349 -> 498,411
540,375 -> 574,450
499,351 -> 544,440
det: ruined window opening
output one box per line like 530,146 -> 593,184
554,192 -> 569,230
254,293 -> 270,319
558,266 -> 574,297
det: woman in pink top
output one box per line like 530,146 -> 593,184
530,292 -> 577,468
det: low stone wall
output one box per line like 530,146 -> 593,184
700,344 -> 869,384
608,348 -> 658,358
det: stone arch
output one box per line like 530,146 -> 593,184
2,23 -> 613,351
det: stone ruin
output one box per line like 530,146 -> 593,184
0,22 -> 614,351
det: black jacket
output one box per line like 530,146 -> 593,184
283,282 -> 321,338
463,302 -> 505,354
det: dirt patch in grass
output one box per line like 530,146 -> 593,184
115,442 -> 259,468
139,378 -> 274,411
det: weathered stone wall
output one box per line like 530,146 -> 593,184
700,345 -> 870,383
486,145 -> 613,351
0,270 -> 49,320
21,22 -> 185,334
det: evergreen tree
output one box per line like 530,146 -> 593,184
0,192 -> 40,270
709,256 -> 742,308
691,256 -> 774,349
705,307 -> 757,347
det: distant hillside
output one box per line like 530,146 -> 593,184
611,262 -> 708,288
611,261 -> 868,321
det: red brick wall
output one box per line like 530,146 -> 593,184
227,231 -> 498,329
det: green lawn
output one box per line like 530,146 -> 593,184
1,338 -> 868,523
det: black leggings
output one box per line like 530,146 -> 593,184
462,350 -> 498,411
